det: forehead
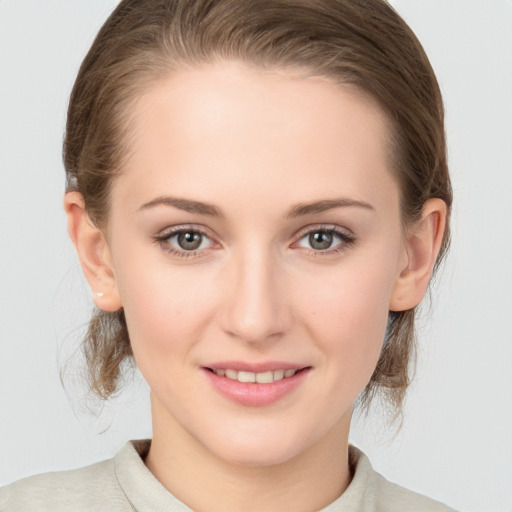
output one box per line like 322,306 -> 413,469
115,61 -> 398,216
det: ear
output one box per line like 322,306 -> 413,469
390,198 -> 447,312
64,191 -> 122,312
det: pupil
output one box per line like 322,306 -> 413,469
177,231 -> 202,250
309,231 -> 332,250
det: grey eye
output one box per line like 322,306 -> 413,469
176,231 -> 204,250
296,228 -> 353,253
308,231 -> 334,250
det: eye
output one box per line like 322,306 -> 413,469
305,231 -> 335,250
295,227 -> 355,254
155,226 -> 215,257
172,230 -> 209,251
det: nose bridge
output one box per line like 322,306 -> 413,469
221,242 -> 289,343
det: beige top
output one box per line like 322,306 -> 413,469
0,440 -> 457,511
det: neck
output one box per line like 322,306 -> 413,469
145,398 -> 352,512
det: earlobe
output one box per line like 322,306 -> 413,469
389,198 -> 447,312
64,191 -> 122,312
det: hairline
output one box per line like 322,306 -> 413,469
93,57 -> 405,231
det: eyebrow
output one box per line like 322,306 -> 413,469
138,196 -> 374,218
286,198 -> 375,218
138,196 -> 224,217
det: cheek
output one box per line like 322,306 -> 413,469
112,249 -> 219,369
295,255 -> 398,381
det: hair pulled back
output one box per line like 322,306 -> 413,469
64,0 -> 452,413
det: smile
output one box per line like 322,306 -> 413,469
203,365 -> 310,406
211,368 -> 299,383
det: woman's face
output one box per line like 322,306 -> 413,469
105,61 -> 408,466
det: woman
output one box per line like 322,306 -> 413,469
1,0 -> 457,510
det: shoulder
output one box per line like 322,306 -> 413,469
369,470 -> 457,512
324,446 -> 459,512
354,446 -> 459,512
0,455 -> 130,512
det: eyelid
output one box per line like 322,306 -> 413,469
291,224 -> 356,254
154,224 -> 221,258
154,223 -> 355,259
156,223 -> 215,239
292,223 -> 355,240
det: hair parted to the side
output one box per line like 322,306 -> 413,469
64,0 -> 452,413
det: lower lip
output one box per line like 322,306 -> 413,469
203,368 -> 310,407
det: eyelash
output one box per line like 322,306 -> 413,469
292,225 -> 356,256
154,225 -> 215,259
154,224 -> 356,259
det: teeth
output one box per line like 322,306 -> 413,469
256,371 -> 273,384
273,369 -> 284,381
213,368 -> 299,383
225,369 -> 237,379
238,371 -> 256,383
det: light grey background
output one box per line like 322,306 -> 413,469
1,1 -> 511,511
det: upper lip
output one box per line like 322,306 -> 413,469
204,361 -> 309,373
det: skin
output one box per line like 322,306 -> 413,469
65,61 -> 446,512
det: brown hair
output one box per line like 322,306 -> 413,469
64,0 -> 452,413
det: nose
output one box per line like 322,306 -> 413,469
219,248 -> 292,345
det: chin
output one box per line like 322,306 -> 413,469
214,442 -> 302,468
202,423 -> 314,468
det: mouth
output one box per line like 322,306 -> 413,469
202,361 -> 312,406
205,367 -> 307,384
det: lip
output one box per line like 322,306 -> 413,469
206,361 -> 304,373
202,362 -> 311,407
